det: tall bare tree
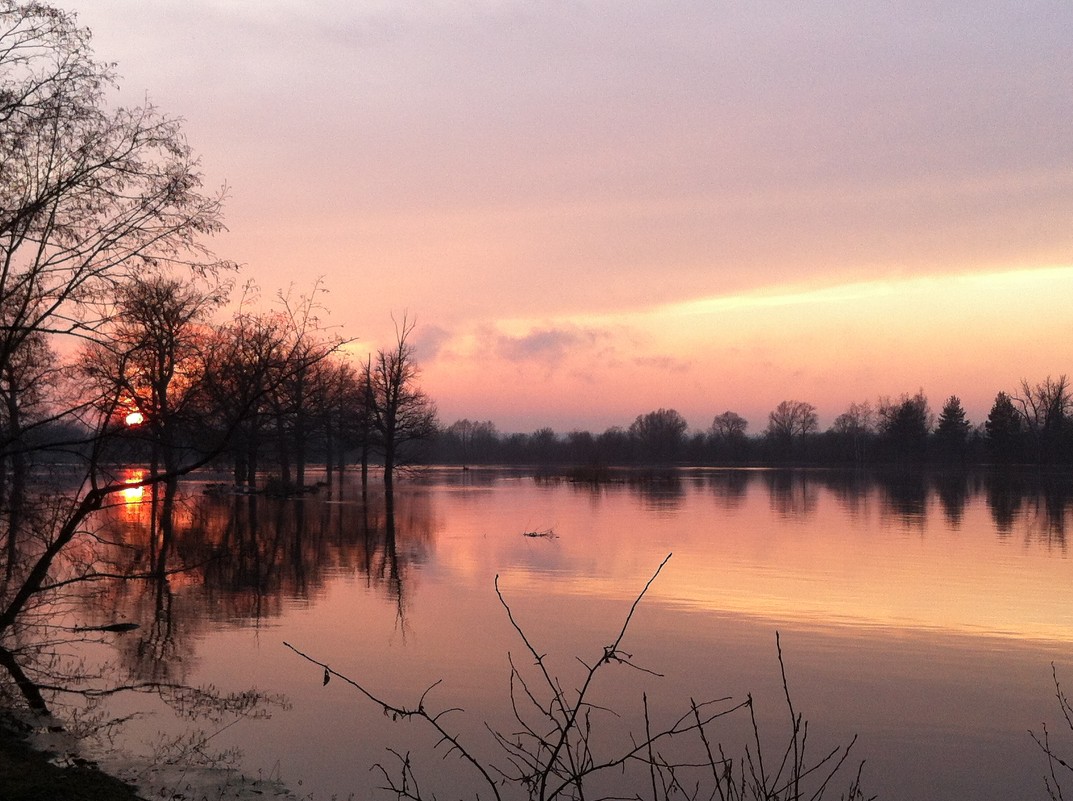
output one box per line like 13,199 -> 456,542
265,284 -> 347,491
315,357 -> 363,482
79,274 -> 225,475
364,317 -> 438,490
767,400 -> 818,441
831,400 -> 876,464
710,410 -> 748,440
0,1 -> 232,678
0,3 -> 229,381
1015,375 -> 1071,465
202,299 -> 288,488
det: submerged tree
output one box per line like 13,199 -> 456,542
203,304 -> 286,488
267,284 -> 348,491
316,357 -> 365,481
364,317 -> 438,490
79,274 -> 226,476
0,1 -> 240,726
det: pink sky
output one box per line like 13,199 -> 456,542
66,1 -> 1073,433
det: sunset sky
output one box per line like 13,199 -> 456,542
66,1 -> 1073,433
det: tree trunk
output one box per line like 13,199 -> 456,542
383,436 -> 395,491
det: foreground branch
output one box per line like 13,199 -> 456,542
286,554 -> 870,801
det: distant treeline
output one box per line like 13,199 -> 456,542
429,379 -> 1073,469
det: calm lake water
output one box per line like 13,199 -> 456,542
75,467 -> 1073,800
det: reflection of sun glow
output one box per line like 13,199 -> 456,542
125,411 -> 144,426
122,470 -> 145,503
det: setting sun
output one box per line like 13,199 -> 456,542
124,411 -> 144,426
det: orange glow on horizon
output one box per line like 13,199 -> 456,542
421,265 -> 1073,432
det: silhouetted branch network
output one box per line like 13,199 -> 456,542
285,554 -> 871,801
1032,664 -> 1073,801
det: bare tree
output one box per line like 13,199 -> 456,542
0,0 -> 233,617
709,410 -> 749,463
1032,665 -> 1073,800
364,316 -> 438,490
200,284 -> 346,491
446,418 -> 480,467
79,274 -> 226,476
1014,376 -> 1071,465
315,356 -> 363,483
831,401 -> 875,465
767,400 -> 818,456
0,330 -> 58,520
629,408 -> 688,463
711,410 -> 748,440
268,284 -> 348,491
0,1 -> 237,711
768,401 -> 818,440
443,418 -> 499,467
203,309 -> 279,487
831,401 -> 874,437
0,3 -> 229,382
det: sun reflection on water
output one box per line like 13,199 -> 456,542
121,469 -> 145,505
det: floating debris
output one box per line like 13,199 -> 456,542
72,622 -> 140,633
522,528 -> 556,539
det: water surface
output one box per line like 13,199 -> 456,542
82,468 -> 1073,800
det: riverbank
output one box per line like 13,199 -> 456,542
0,713 -> 140,801
0,711 -> 300,801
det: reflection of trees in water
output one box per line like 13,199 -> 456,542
421,466 -> 503,489
1039,480 -> 1070,549
763,471 -> 819,518
0,479 -> 277,734
815,470 -> 876,520
552,469 -> 687,513
704,470 -> 750,510
875,472 -> 929,528
1014,476 -> 1071,551
985,473 -> 1025,536
88,477 -> 436,685
0,470 -> 438,736
626,471 -> 685,513
532,467 -> 1073,543
982,471 -> 1071,549
933,473 -> 972,528
751,468 -> 1072,542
